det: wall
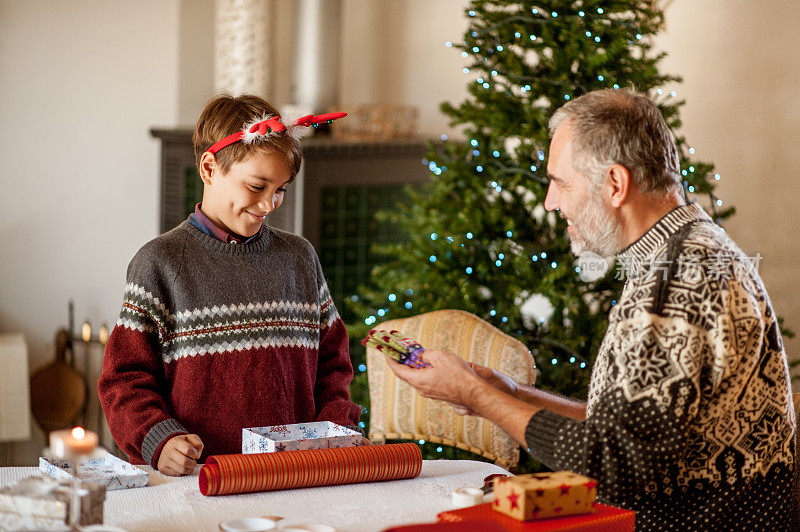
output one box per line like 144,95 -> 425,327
339,0 -> 469,136
0,0 -> 182,464
656,0 -> 800,375
178,0 -> 216,125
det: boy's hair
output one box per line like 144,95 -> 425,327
193,94 -> 302,181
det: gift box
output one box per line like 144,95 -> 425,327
242,421 -> 366,453
0,475 -> 105,530
439,502 -> 635,532
492,472 -> 597,521
40,452 -> 149,490
384,521 -> 508,531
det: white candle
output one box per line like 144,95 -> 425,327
49,427 -> 98,458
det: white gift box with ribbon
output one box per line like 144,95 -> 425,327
39,452 -> 149,490
242,421 -> 366,454
0,474 -> 105,529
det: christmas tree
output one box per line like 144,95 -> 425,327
346,0 -> 738,462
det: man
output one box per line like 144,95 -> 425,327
387,89 -> 796,530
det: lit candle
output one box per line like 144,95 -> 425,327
81,322 -> 92,343
49,427 -> 99,458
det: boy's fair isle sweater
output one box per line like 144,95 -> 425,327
525,204 -> 796,531
98,221 -> 361,467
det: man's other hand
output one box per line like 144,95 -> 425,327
468,362 -> 521,398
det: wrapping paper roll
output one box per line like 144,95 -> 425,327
199,443 -> 422,496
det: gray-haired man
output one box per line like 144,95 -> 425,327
388,89 -> 796,530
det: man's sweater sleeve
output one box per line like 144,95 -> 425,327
525,311 -> 706,501
98,256 -> 187,468
312,255 -> 361,427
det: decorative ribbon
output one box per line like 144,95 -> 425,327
199,443 -> 422,496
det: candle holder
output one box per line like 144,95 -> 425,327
66,301 -> 110,445
47,427 -> 100,530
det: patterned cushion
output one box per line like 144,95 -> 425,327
366,309 -> 537,470
794,392 -> 800,417
794,392 -> 800,528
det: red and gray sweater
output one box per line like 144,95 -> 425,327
98,221 -> 361,467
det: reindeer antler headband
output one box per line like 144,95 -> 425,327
205,112 -> 347,155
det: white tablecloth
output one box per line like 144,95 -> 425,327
0,460 -> 508,532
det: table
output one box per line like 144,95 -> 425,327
1,460 -> 509,532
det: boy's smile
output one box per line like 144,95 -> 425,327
199,151 -> 292,238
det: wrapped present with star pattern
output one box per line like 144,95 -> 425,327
492,471 -> 597,521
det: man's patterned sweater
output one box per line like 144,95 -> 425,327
98,221 -> 361,467
525,204 -> 796,530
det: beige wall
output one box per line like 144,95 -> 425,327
267,0 -> 469,135
656,0 -> 800,374
339,0 -> 469,136
0,0 -> 797,464
178,0 -> 215,125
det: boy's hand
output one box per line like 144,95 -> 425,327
157,434 -> 204,476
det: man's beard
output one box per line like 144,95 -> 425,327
568,189 -> 625,258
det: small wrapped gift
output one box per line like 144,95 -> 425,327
0,475 -> 105,530
492,471 -> 597,521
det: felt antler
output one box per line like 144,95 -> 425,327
205,112 -> 348,155
293,112 -> 348,128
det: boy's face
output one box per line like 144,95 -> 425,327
200,151 -> 292,237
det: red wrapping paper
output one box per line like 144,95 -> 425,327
438,502 -> 635,531
199,443 -> 422,496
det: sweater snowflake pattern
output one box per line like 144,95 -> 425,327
525,204 -> 796,530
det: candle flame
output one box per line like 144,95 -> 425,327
71,427 -> 85,439
82,322 -> 92,343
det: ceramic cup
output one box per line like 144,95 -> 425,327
219,517 -> 279,532
279,524 -> 337,532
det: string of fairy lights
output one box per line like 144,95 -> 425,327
355,3 -> 727,389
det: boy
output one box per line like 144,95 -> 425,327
99,94 -> 361,476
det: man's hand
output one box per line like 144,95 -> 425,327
468,362 -> 521,398
157,434 -> 204,476
385,348 -> 482,408
387,348 -> 541,446
447,363 -> 523,416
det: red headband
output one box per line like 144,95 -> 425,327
205,112 -> 347,155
